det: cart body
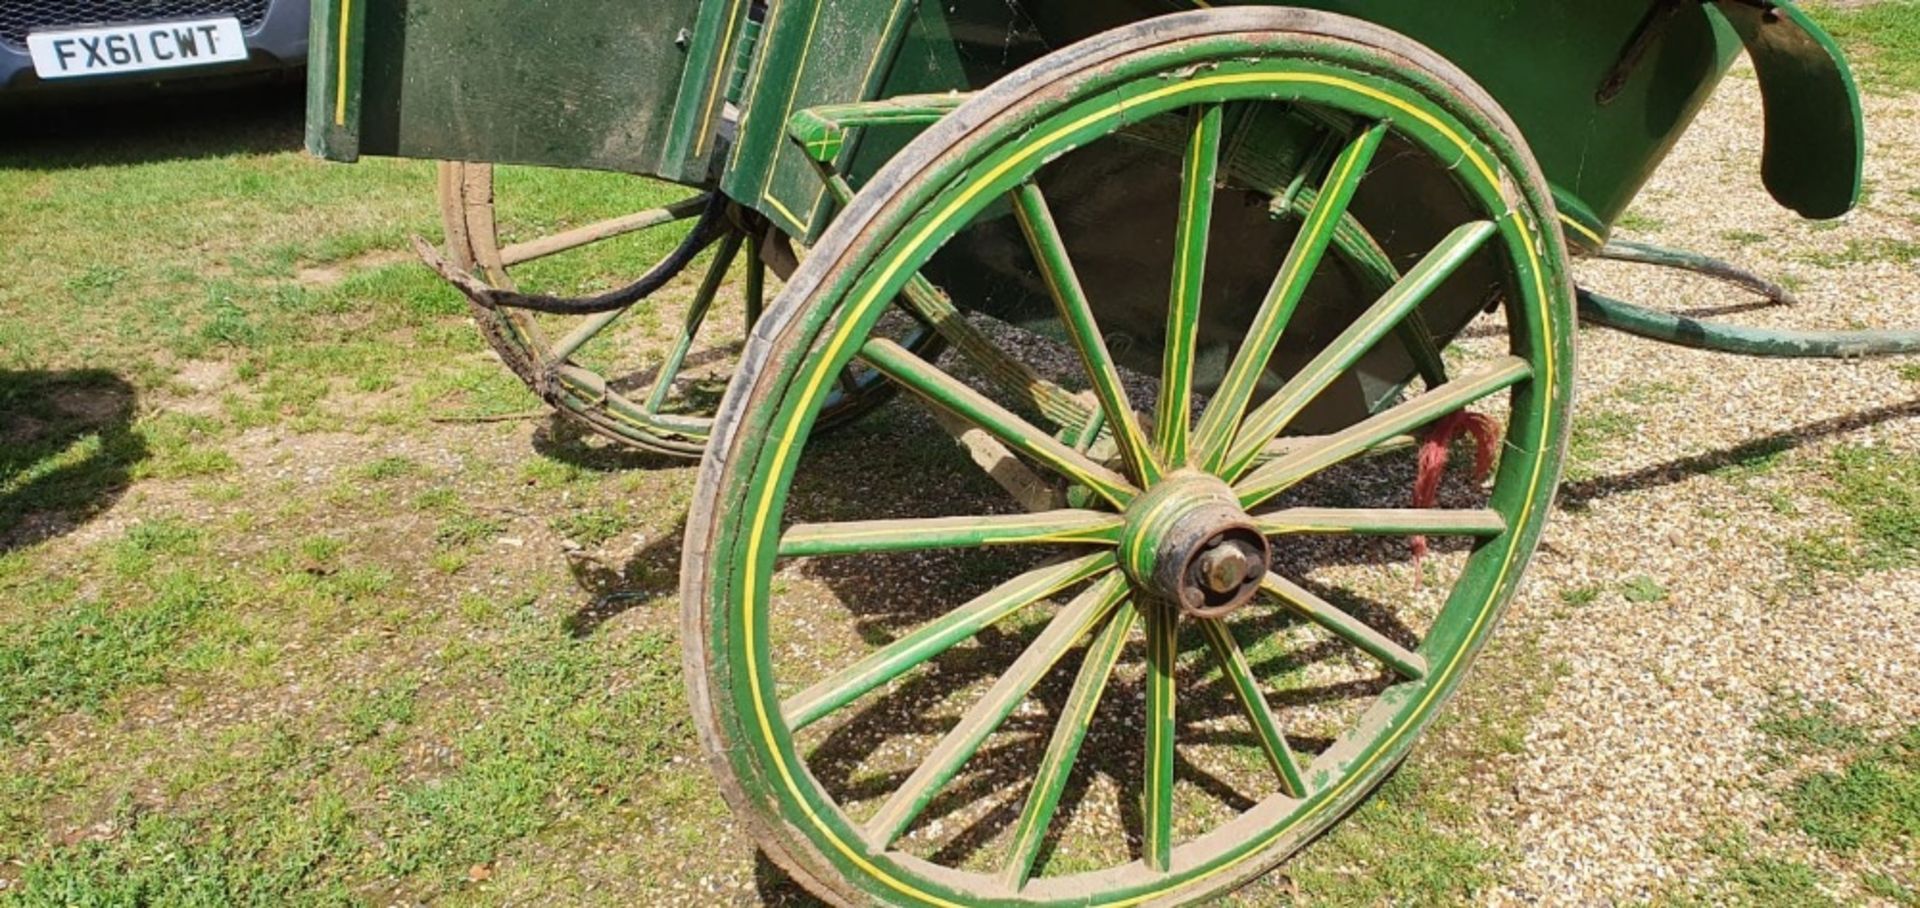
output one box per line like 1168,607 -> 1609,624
307,0 -> 1862,251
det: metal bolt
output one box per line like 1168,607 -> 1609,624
1195,543 -> 1251,595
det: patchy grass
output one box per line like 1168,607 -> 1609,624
1241,635 -> 1558,906
1558,584 -> 1603,607
0,568 -> 229,742
1788,444 -> 1920,578
1617,210 -> 1670,233
1796,237 -> 1920,269
1684,828 -> 1841,908
1567,408 -> 1641,481
1684,695 -> 1920,905
1808,0 -> 1920,94
1781,724 -> 1919,855
1620,575 -> 1668,604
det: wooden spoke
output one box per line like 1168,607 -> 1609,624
1252,507 -> 1507,538
1156,104 -> 1224,467
898,273 -> 1097,438
778,510 -> 1124,558
1192,123 -> 1389,470
744,234 -> 766,329
1142,602 -> 1179,871
1260,573 -> 1426,680
1235,356 -> 1530,509
547,307 -> 626,366
863,573 -> 1131,848
782,554 -> 1114,731
1012,182 -> 1162,485
860,337 -> 1138,508
497,193 -> 711,267
926,408 -> 1069,513
1001,601 -> 1139,889
644,232 -> 744,414
1220,220 -> 1498,479
1199,618 -> 1306,797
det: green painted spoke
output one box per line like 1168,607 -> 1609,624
744,234 -> 766,330
1192,122 -> 1388,471
1142,602 -> 1179,871
1012,182 -> 1161,485
1220,220 -> 1497,480
645,231 -> 743,414
1001,601 -> 1139,890
863,573 -> 1131,848
1252,507 -> 1507,538
782,554 -> 1114,731
1259,573 -> 1426,680
1156,104 -> 1224,467
860,337 -> 1137,508
898,273 -> 1097,438
548,308 -> 625,366
1199,618 -> 1306,798
778,509 -> 1124,558
1235,355 -> 1530,509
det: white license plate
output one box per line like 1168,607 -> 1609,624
26,18 -> 247,79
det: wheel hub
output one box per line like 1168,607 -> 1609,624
1121,473 -> 1270,619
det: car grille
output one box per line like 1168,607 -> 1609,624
2,0 -> 272,50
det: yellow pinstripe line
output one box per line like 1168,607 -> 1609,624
1201,124 -> 1374,463
1165,110 -> 1212,458
783,516 -> 1123,549
332,0 -> 351,126
736,69 -> 1556,907
757,0 -> 829,228
764,194 -> 808,231
1558,211 -> 1605,247
695,0 -> 748,157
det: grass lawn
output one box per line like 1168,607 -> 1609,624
0,83 -> 1535,905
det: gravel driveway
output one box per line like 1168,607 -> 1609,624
1476,61 -> 1919,904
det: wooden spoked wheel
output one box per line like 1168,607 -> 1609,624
685,10 -> 1572,907
438,163 -> 930,457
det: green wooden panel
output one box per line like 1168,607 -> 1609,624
722,0 -> 927,238
308,0 -> 726,183
304,0 -> 364,161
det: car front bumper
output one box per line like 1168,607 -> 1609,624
1,0 -> 307,93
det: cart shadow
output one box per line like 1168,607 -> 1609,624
754,851 -> 830,906
1560,397 -> 1920,508
532,416 -> 700,637
1,369 -> 147,553
529,413 -> 701,474
0,80 -> 304,171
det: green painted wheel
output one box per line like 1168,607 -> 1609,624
439,162 -> 936,458
684,10 -> 1573,905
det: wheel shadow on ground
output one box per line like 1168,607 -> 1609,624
1560,396 -> 1920,508
529,414 -> 700,475
0,80 -> 303,171
0,369 -> 147,554
532,416 -> 696,638
755,852 -> 829,906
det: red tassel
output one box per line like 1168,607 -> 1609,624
1410,411 -> 1500,574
